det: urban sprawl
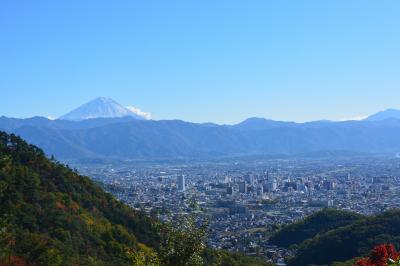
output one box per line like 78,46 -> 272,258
76,156 -> 400,265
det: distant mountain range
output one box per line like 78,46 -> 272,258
1,98 -> 400,162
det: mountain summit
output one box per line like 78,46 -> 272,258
59,97 -> 150,121
365,108 -> 400,121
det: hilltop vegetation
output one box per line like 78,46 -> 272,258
0,132 -> 159,265
0,132 -> 270,266
290,210 -> 400,265
269,208 -> 363,247
270,208 -> 400,266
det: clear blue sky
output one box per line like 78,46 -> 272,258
1,1 -> 399,124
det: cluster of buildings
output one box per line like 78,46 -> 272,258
76,156 -> 400,265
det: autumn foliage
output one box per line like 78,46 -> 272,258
355,244 -> 400,266
0,256 -> 29,266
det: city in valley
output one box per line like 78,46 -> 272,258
75,155 -> 400,265
3,2 -> 400,265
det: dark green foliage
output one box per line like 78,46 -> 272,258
269,208 -> 363,248
281,209 -> 400,266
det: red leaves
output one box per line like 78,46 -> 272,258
0,256 -> 29,266
370,245 -> 390,266
355,244 -> 400,266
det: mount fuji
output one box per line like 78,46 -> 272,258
59,97 -> 150,121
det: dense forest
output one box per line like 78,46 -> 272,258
270,208 -> 400,266
269,208 -> 364,248
0,132 -> 270,266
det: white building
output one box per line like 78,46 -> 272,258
177,175 -> 186,191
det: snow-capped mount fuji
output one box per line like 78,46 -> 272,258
59,97 -> 150,121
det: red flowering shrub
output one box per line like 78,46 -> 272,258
355,244 -> 400,266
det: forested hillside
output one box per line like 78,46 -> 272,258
290,210 -> 400,265
0,132 -> 270,266
269,208 -> 363,247
0,132 -> 160,265
270,209 -> 400,266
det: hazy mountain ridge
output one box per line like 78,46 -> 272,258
2,102 -> 400,161
1,115 -> 400,161
365,108 -> 400,121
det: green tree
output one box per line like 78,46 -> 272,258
158,215 -> 208,266
0,214 -> 15,264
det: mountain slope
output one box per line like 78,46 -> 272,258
271,209 -> 400,266
291,210 -> 400,265
366,108 -> 400,121
269,208 -> 364,248
0,132 -> 160,265
59,97 -> 147,121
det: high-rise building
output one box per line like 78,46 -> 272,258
238,181 -> 247,193
177,175 -> 186,191
257,184 -> 264,195
249,175 -> 255,186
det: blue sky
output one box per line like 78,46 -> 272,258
1,1 -> 399,124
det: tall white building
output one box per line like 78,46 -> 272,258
177,175 -> 186,191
